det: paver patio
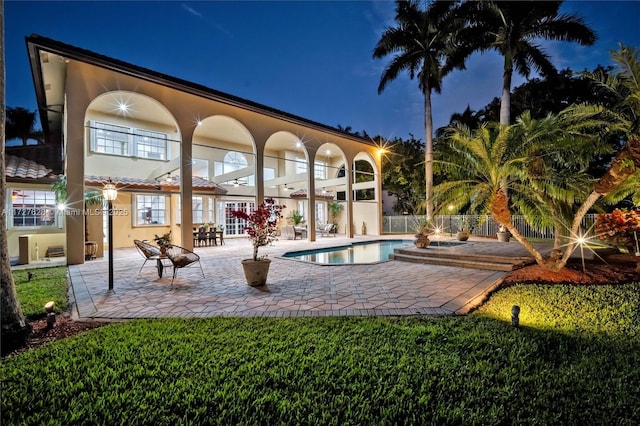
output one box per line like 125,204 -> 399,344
66,235 -> 553,320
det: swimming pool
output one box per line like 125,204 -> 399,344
282,239 -> 413,265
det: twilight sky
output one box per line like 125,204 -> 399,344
5,0 -> 640,143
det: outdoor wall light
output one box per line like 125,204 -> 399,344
102,179 -> 118,201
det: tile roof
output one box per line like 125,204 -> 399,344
84,175 -> 228,195
289,188 -> 335,200
4,155 -> 56,180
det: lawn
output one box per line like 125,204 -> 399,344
11,266 -> 69,318
1,267 -> 639,425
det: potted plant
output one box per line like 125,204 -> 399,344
230,198 -> 285,286
287,209 -> 305,226
455,216 -> 476,241
413,217 -> 432,248
328,202 -> 344,234
153,231 -> 172,254
496,224 -> 511,242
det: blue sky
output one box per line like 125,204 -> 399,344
5,0 -> 640,143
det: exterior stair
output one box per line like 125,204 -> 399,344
390,244 -> 535,271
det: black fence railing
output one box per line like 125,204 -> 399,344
382,214 -> 599,240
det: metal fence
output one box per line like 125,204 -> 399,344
382,214 -> 599,239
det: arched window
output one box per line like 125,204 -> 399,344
214,151 -> 252,185
223,151 -> 247,172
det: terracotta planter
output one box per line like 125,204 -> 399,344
414,234 -> 430,249
241,258 -> 272,286
456,231 -> 469,241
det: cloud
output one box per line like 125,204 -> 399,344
180,2 -> 234,38
181,3 -> 202,18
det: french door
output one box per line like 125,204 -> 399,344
222,201 -> 255,236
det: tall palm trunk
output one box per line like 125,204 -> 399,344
500,54 -> 513,126
0,0 -> 31,355
424,87 -> 434,220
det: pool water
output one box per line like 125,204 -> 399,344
282,239 -> 413,265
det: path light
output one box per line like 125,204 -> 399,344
102,178 -> 118,291
44,301 -> 56,329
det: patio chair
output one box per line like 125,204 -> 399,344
166,244 -> 205,286
208,227 -> 218,246
281,225 -> 301,240
317,223 -> 334,237
134,239 -> 162,273
197,226 -> 208,247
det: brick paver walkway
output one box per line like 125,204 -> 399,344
66,235 -> 549,321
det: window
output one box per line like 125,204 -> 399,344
215,151 -> 248,174
94,122 -> 129,156
315,202 -> 327,224
314,161 -> 327,180
135,194 -> 167,225
264,168 -> 276,182
9,189 -> 59,228
176,196 -> 211,224
296,157 -> 307,174
90,121 -> 168,160
192,196 -> 204,224
215,151 -> 253,186
135,129 -> 167,160
192,159 -> 209,178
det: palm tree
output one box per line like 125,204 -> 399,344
465,0 -> 597,125
1,0 -> 32,355
434,105 -> 607,271
373,0 -> 469,220
565,44 -> 640,266
5,106 -> 43,145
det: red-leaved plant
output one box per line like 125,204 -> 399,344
230,198 -> 285,261
595,208 -> 640,253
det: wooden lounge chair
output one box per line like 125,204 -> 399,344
166,244 -> 204,286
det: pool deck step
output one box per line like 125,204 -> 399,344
391,246 -> 534,271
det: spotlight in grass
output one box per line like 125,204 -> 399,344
44,301 -> 56,329
511,305 -> 520,327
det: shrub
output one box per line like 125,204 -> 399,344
595,208 -> 640,253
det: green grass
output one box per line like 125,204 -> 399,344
1,279 -> 639,424
12,266 -> 69,318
